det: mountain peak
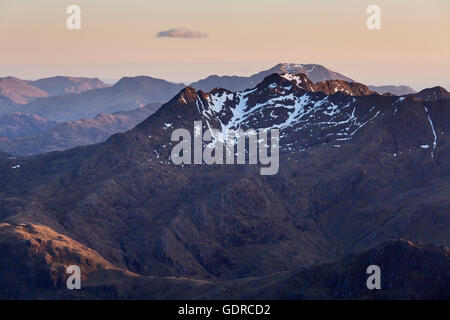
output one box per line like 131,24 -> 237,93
419,86 -> 449,95
368,85 -> 416,96
177,86 -> 199,104
190,63 -> 355,92
409,86 -> 450,101
29,76 -> 110,96
314,79 -> 375,96
0,77 -> 48,104
114,76 -> 185,90
269,63 -> 354,83
255,73 -> 315,93
256,72 -> 375,96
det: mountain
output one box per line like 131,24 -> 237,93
0,73 -> 449,298
314,79 -> 376,95
368,85 -> 416,96
0,77 -> 48,105
0,103 -> 161,156
0,76 -> 109,105
408,86 -> 450,101
21,76 -> 185,121
0,77 -> 46,115
197,240 -> 450,299
28,76 -> 110,96
0,113 -> 60,139
0,96 -> 21,116
0,76 -> 110,116
189,63 -> 417,97
189,63 -> 354,92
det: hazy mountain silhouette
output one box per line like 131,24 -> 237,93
21,76 -> 184,121
0,103 -> 161,156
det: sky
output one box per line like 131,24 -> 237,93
1,0 -> 449,90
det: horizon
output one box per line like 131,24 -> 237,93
2,61 -> 450,93
1,0 -> 449,91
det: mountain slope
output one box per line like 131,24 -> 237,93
0,113 -> 60,139
0,96 -> 21,117
0,73 -> 449,298
408,86 -> 450,101
0,103 -> 161,156
0,226 -> 447,299
0,76 -> 110,116
197,240 -> 450,299
0,76 -> 109,105
21,76 -> 185,121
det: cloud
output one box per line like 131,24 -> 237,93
156,28 -> 207,39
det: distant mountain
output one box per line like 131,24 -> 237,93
190,63 -> 354,92
368,85 -> 416,96
0,96 -> 20,116
0,113 -> 60,139
21,76 -> 185,121
408,86 -> 450,101
0,76 -> 110,116
29,76 -> 110,96
0,77 -> 48,105
0,103 -> 161,156
100,78 -> 119,85
189,63 -> 418,97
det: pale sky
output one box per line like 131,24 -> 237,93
1,0 -> 449,90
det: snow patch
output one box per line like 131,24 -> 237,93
424,106 -> 437,158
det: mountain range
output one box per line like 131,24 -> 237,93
0,113 -> 60,139
0,103 -> 161,156
0,76 -> 110,115
189,63 -> 353,92
19,76 -> 185,121
0,72 -> 448,299
190,63 -> 416,96
0,64 -> 422,158
368,85 -> 416,95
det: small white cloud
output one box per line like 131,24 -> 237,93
156,28 -> 207,39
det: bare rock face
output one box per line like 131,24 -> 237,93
314,80 -> 376,96
0,73 -> 449,299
